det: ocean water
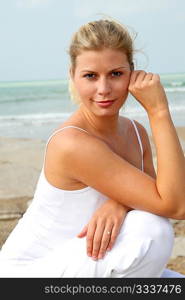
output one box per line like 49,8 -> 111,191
0,73 -> 185,140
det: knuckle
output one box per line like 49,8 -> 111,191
99,249 -> 106,255
92,248 -> 99,254
87,248 -> 92,255
87,236 -> 93,242
154,74 -> 160,82
100,242 -> 108,249
141,82 -> 147,88
134,84 -> 142,90
98,251 -> 104,256
108,243 -> 113,249
94,238 -> 101,244
93,243 -> 100,249
110,234 -> 117,241
97,216 -> 104,223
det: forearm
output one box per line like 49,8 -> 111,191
149,108 -> 185,209
106,199 -> 133,212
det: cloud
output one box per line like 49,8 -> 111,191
16,0 -> 51,9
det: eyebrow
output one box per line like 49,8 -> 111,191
80,66 -> 129,73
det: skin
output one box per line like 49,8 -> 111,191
70,49 -> 152,260
45,48 -> 185,261
71,49 -> 131,135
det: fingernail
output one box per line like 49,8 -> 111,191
98,254 -> 103,259
92,256 -> 97,260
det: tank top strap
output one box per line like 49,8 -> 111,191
46,126 -> 89,147
42,126 -> 90,169
42,122 -> 144,173
130,119 -> 144,172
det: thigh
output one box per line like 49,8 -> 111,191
44,211 -> 174,278
2,210 -> 174,278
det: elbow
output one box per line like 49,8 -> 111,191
160,186 -> 185,219
171,209 -> 185,220
166,198 -> 185,220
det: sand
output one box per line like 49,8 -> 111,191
0,127 -> 185,274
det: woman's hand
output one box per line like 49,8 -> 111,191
128,70 -> 169,116
77,199 -> 129,260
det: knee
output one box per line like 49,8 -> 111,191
123,210 -> 174,247
115,210 -> 174,276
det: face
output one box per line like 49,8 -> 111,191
71,48 -> 131,116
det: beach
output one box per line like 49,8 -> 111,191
0,127 -> 185,275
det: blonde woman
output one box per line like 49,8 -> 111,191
0,19 -> 185,278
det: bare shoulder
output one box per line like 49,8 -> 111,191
47,126 -> 101,150
45,126 -> 95,164
45,125 -> 110,169
44,126 -> 103,188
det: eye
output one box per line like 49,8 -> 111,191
83,73 -> 96,79
111,71 -> 123,77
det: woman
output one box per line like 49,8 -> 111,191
0,19 -> 185,277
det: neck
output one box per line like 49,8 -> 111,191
77,104 -> 120,137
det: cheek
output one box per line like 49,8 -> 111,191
116,79 -> 130,93
77,82 -> 95,98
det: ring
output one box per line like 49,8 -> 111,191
107,231 -> 111,235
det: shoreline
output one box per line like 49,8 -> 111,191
0,126 -> 185,274
0,125 -> 185,203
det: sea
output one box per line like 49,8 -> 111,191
0,73 -> 185,141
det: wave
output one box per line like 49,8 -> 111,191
0,112 -> 71,124
1,102 -> 184,125
168,105 -> 185,112
0,79 -> 68,88
0,95 -> 59,104
165,87 -> 185,92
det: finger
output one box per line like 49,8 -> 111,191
129,70 -> 141,85
147,72 -> 154,79
86,222 -> 97,257
129,71 -> 147,92
153,73 -> 160,82
77,224 -> 88,238
134,70 -> 147,85
143,72 -> 154,82
98,227 -> 113,259
107,223 -> 121,251
91,223 -> 105,260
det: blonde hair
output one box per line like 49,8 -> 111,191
68,19 -> 135,104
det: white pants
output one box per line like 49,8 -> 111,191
0,210 -> 184,277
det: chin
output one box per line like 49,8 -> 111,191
94,107 -> 120,117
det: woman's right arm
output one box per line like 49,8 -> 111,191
58,71 -> 185,220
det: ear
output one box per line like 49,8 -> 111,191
130,62 -> 134,71
69,67 -> 74,80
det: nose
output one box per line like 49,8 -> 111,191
97,77 -> 111,96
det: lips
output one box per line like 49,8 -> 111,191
96,100 -> 115,103
94,100 -> 115,108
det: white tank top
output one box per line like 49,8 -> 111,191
0,120 -> 144,262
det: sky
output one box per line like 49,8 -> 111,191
1,0 -> 185,82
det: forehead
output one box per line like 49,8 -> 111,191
75,48 -> 129,70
